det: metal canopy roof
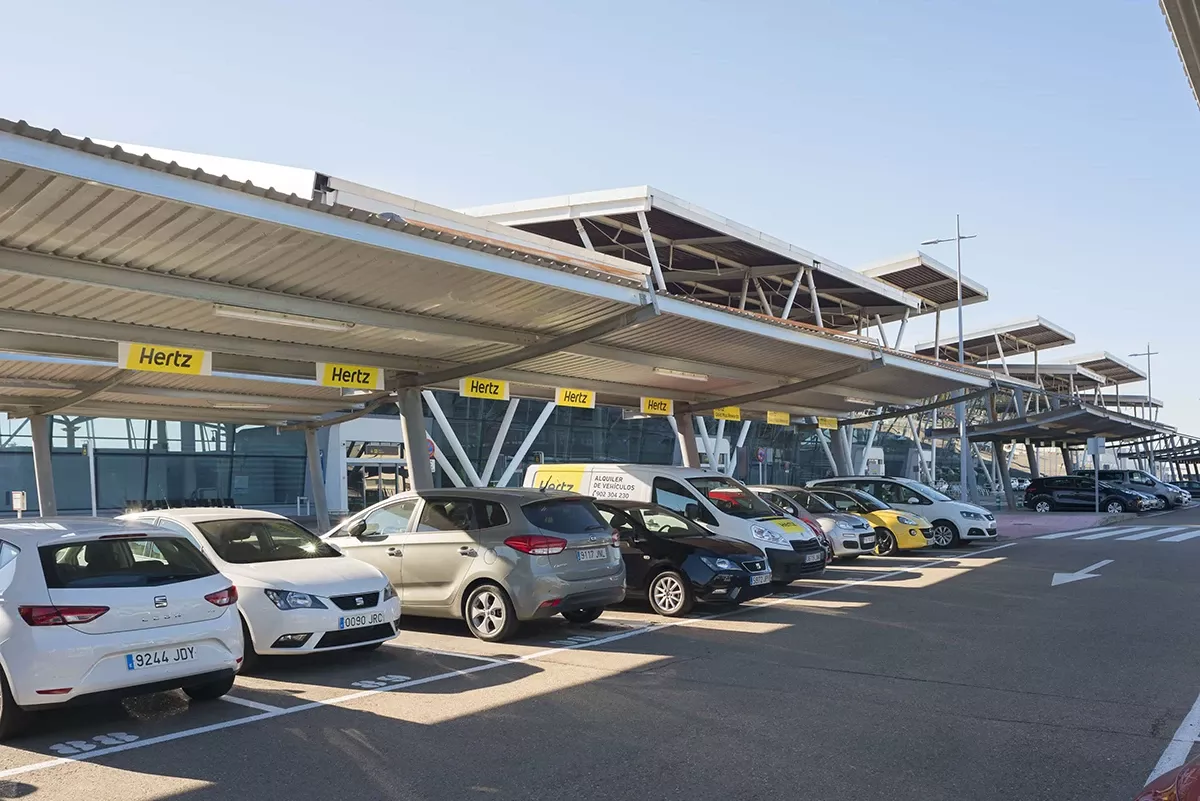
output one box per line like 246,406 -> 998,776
935,404 -> 1173,446
981,362 -> 1107,393
461,186 -> 922,330
1161,0 -> 1200,112
0,120 -> 990,426
1064,352 -> 1147,385
913,317 -> 1075,362
1099,394 -> 1163,409
858,252 -> 989,310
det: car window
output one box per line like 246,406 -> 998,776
633,508 -> 702,538
652,477 -> 701,515
418,498 -> 479,532
1042,478 -> 1064,489
597,507 -> 640,539
814,491 -> 861,513
523,499 -> 609,534
1098,471 -> 1121,482
40,536 -> 218,588
1130,472 -> 1156,487
762,492 -> 800,516
193,518 -> 340,563
791,489 -> 836,514
870,481 -> 908,504
686,477 -> 775,519
475,501 -> 509,529
895,478 -> 950,502
360,499 -> 419,537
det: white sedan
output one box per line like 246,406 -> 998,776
122,509 -> 400,667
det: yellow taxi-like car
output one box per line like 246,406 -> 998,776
806,486 -> 930,555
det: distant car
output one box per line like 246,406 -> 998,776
122,509 -> 401,668
1071,468 -> 1187,508
1010,477 -> 1031,491
1175,479 -> 1200,497
749,486 -> 876,560
325,488 -> 625,642
594,501 -> 772,616
1135,756 -> 1200,799
1023,477 -> 1152,514
805,487 -> 931,556
0,518 -> 241,739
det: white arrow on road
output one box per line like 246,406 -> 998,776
1051,559 -> 1114,587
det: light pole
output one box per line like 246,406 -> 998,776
922,214 -> 978,502
1130,343 -> 1159,473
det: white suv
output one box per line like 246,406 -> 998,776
807,476 -> 997,548
0,518 -> 242,739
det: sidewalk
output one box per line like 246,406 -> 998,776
992,509 -> 1125,540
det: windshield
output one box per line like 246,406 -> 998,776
687,476 -> 777,519
789,489 -> 836,514
895,477 -> 951,502
825,488 -> 890,512
193,518 -> 341,564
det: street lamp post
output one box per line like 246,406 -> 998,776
1130,343 -> 1159,472
922,215 -> 978,502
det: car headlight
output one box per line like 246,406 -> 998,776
382,583 -> 397,602
834,519 -> 853,530
960,511 -> 985,520
896,516 -> 919,526
264,589 -> 328,610
750,525 -> 787,545
700,556 -> 742,571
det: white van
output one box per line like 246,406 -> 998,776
523,464 -> 827,584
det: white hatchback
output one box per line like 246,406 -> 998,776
122,509 -> 400,666
0,518 -> 242,739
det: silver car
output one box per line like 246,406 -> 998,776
324,488 -> 625,642
750,485 -> 877,559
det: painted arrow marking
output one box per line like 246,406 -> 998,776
1051,559 -> 1113,587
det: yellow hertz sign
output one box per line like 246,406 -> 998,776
712,406 -> 741,422
555,387 -> 595,409
460,376 -> 510,401
118,342 -> 212,376
317,363 -> 384,390
818,416 -> 839,430
640,396 -> 674,416
767,410 -> 791,426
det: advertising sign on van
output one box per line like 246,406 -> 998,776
640,396 -> 674,416
555,387 -> 596,409
459,377 -> 510,401
766,410 -> 791,426
530,466 -> 585,492
712,406 -> 741,421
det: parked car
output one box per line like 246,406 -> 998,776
1022,477 -> 1153,514
748,490 -> 834,562
0,518 -> 241,739
325,488 -> 624,642
749,485 -> 876,560
1010,477 -> 1031,491
1071,468 -> 1188,508
593,501 -> 772,616
1174,479 -> 1200,497
122,509 -> 401,668
523,464 -> 826,585
805,487 -> 931,556
808,476 -> 996,548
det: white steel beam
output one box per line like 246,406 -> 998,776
496,401 -> 558,487
432,447 -> 466,487
635,211 -> 668,292
480,398 -> 520,486
398,389 -> 434,490
695,416 -> 718,468
573,219 -> 595,251
30,414 -> 56,516
753,278 -> 775,317
421,390 -> 484,487
304,427 -> 331,531
781,268 -> 804,320
806,266 -> 824,328
726,420 -> 752,476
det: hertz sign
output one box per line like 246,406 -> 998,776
317,363 -> 384,390
555,387 -> 595,409
459,376 -> 510,401
118,342 -> 212,376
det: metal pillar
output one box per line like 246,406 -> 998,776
1025,443 -> 1041,479
996,443 -> 1017,510
1060,445 -> 1074,474
304,427 -> 331,532
635,211 -> 667,292
30,414 -> 57,517
480,399 -> 520,486
496,402 -> 558,487
573,218 -> 594,250
674,412 -> 701,468
781,268 -> 804,320
905,415 -> 933,484
726,421 -> 752,477
806,265 -> 824,328
857,422 -> 880,474
933,308 -> 942,360
422,390 -> 484,487
835,428 -> 855,476
397,389 -> 434,491
817,428 -> 839,474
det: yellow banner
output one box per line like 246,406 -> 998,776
767,410 -> 791,426
316,362 -> 384,390
817,416 -> 839,430
555,387 -> 595,409
713,406 -> 741,421
118,342 -> 211,376
640,396 -> 674,416
460,376 -> 509,401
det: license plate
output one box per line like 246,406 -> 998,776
126,645 -> 194,671
750,573 -> 771,586
804,552 -> 823,564
577,547 -> 607,562
861,535 -> 875,544
339,612 -> 385,630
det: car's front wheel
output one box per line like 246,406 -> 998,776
1031,497 -> 1054,514
464,583 -> 519,642
183,674 -> 235,702
1105,500 -> 1127,514
0,670 -> 30,741
928,520 -> 960,548
874,528 -> 898,556
1158,495 -> 1172,509
648,570 -> 694,617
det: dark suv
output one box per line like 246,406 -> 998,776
1024,476 -> 1149,514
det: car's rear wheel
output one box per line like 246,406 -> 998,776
648,570 -> 694,617
928,520 -> 960,548
1105,500 -> 1127,514
1031,497 -> 1054,514
183,674 -> 235,702
0,669 -> 30,741
465,582 -> 519,642
874,528 -> 898,556
561,607 -> 604,624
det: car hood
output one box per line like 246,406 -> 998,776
218,556 -> 388,596
754,515 -> 817,542
875,510 -> 932,528
661,534 -> 764,557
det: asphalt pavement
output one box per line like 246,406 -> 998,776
3,510 -> 1200,800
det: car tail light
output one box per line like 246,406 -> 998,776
35,687 -> 74,695
611,530 -> 620,547
18,605 -> 109,626
504,535 -> 568,555
205,586 -> 239,607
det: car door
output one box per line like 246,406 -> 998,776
395,496 -> 485,610
598,507 -> 651,593
333,498 -> 419,584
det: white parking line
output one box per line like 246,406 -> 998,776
1077,527 -> 1146,541
386,644 -> 517,664
1160,529 -> 1200,543
0,541 -> 1018,781
1037,527 -> 1115,540
218,695 -> 284,713
1148,687 -> 1200,783
1118,528 -> 1178,541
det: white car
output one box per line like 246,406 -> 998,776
807,476 -> 998,548
122,509 -> 400,667
0,518 -> 242,739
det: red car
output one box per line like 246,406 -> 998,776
1137,758 -> 1200,800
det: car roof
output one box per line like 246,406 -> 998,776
403,487 -> 582,502
592,499 -> 653,509
123,507 -> 288,524
750,485 -> 806,492
0,516 -> 179,546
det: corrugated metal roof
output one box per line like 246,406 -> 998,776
913,317 -> 1074,362
858,252 -> 989,310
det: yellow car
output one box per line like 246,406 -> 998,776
806,486 -> 930,556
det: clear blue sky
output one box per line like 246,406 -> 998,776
4,1 -> 1199,430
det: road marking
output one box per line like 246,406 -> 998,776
1119,528 -> 1178,541
218,695 -> 284,713
1050,559 -> 1113,587
1077,527 -> 1146,540
1037,527 -> 1115,540
1161,529 -> 1200,543
0,541 -> 1017,781
1148,687 -> 1200,783
386,644 -> 517,664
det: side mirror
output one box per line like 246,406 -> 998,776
349,519 -> 368,539
907,497 -> 921,504
684,502 -> 701,521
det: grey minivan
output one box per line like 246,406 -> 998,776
1070,469 -> 1187,508
324,488 -> 625,642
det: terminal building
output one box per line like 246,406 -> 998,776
0,122 -> 1186,525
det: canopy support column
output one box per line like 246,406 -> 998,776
304,427 -> 331,532
1060,445 -> 1074,473
398,389 -> 434,491
806,265 -> 824,328
674,412 -> 701,468
30,414 -> 56,517
995,443 -> 1017,510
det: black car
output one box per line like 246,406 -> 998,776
1176,479 -> 1200,496
594,500 -> 773,617
1024,476 -> 1149,514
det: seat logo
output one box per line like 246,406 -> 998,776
355,597 -> 365,607
154,596 -> 168,608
